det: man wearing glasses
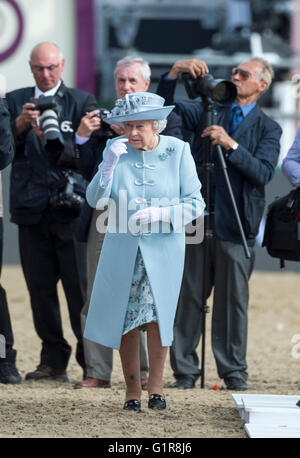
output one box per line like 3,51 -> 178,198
6,42 -> 97,382
157,57 -> 282,390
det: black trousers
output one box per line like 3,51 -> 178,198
18,210 -> 87,372
0,218 -> 16,362
170,232 -> 255,381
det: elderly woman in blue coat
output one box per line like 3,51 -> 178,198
84,92 -> 205,411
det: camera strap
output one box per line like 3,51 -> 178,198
55,80 -> 67,100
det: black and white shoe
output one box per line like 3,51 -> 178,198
123,399 -> 141,412
148,394 -> 166,410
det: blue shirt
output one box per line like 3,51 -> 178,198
229,102 -> 256,136
230,101 -> 256,125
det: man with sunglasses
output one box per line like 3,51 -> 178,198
6,42 -> 98,382
157,57 -> 282,390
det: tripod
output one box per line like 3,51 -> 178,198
200,97 -> 250,389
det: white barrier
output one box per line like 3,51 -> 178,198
232,394 -> 300,438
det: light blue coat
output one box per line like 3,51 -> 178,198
84,135 -> 205,349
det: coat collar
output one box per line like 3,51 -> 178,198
231,104 -> 261,141
31,80 -> 67,99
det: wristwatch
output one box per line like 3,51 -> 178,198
227,141 -> 239,154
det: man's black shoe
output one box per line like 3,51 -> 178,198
25,364 -> 69,382
0,361 -> 22,384
224,376 -> 248,391
171,375 -> 197,389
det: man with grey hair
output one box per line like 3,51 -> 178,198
113,56 -> 151,97
6,42 -> 98,382
157,56 -> 282,390
74,55 -> 182,389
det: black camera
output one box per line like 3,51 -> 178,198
30,95 -> 64,152
182,73 -> 237,105
94,108 -> 115,138
49,170 -> 85,215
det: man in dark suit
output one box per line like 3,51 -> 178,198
6,42 -> 98,381
157,57 -> 282,390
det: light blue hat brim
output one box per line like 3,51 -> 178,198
105,105 -> 175,125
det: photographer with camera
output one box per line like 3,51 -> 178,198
157,57 -> 282,390
73,55 -> 183,389
6,42 -> 98,382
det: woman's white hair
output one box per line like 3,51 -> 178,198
152,119 -> 167,133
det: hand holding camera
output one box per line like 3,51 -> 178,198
16,95 -> 65,153
77,109 -> 101,137
15,102 -> 40,135
77,108 -> 116,139
167,58 -> 236,105
167,58 -> 209,80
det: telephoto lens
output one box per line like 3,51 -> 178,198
182,73 -> 237,105
37,108 -> 64,152
30,95 -> 64,152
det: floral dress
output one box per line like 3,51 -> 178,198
122,248 -> 158,334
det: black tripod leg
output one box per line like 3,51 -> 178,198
216,145 -> 251,259
200,222 -> 211,388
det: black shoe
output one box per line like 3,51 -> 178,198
25,364 -> 69,382
123,400 -> 141,412
0,361 -> 22,384
171,375 -> 197,389
148,394 -> 166,410
224,376 -> 248,391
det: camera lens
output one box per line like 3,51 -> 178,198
39,109 -> 60,135
212,81 -> 237,105
38,108 -> 64,152
182,73 -> 236,104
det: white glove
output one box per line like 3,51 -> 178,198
132,207 -> 170,225
102,138 -> 128,182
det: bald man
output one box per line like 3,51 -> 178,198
6,42 -> 98,382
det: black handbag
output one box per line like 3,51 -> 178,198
262,187 -> 300,267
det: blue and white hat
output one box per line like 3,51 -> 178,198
104,92 -> 175,124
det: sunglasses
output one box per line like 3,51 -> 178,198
231,67 -> 252,80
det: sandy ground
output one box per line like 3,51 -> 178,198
0,265 -> 300,439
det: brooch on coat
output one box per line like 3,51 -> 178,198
158,147 -> 175,161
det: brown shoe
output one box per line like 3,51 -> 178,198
141,378 -> 148,390
25,365 -> 69,382
74,377 -> 111,389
